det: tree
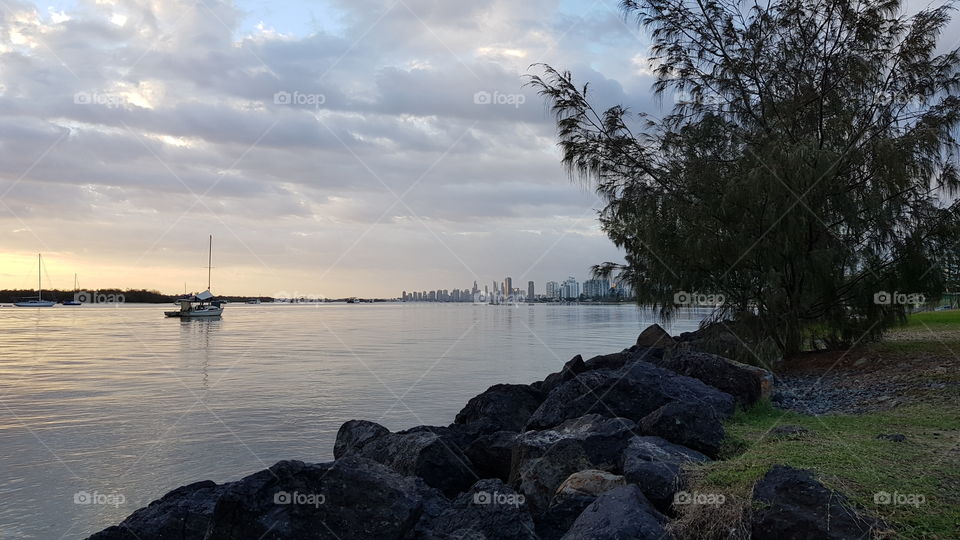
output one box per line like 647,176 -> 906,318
531,0 -> 960,356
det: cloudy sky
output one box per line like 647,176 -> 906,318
1,0 -> 952,297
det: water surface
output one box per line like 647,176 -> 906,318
0,302 -> 705,538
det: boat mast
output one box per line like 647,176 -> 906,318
207,235 -> 212,291
38,253 -> 42,301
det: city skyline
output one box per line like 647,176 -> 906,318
400,274 -> 629,302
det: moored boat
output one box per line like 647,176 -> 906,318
15,254 -> 56,307
165,235 -> 224,319
165,290 -> 223,318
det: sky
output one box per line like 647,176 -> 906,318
0,0 -> 955,298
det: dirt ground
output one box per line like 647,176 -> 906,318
771,328 -> 959,415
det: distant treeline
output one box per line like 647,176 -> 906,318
0,290 -> 400,304
0,289 -> 178,303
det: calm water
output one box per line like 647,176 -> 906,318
0,302 -> 705,538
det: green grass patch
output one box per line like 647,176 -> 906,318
685,401 -> 960,538
902,310 -> 960,329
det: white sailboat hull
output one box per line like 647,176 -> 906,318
164,306 -> 223,318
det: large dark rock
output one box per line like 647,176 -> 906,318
652,349 -> 773,407
535,491 -> 597,540
88,481 -> 226,540
334,420 -> 482,496
534,354 -> 587,394
350,426 -> 479,496
91,457 -> 448,540
333,419 -> 390,459
534,470 -> 624,540
401,421 -> 499,452
205,457 -> 448,540
510,415 -> 636,512
638,401 -> 726,458
582,346 -> 664,372
751,465 -> 881,540
619,436 -> 710,512
621,435 -> 711,466
455,384 -> 545,432
635,324 -> 676,349
464,430 -> 519,482
420,479 -> 537,539
526,360 -> 734,431
560,485 -> 672,540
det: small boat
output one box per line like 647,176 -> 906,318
62,273 -> 82,305
165,235 -> 224,318
246,299 -> 261,304
15,254 -> 56,307
15,299 -> 56,307
165,290 -> 224,318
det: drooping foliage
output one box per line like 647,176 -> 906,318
531,0 -> 960,356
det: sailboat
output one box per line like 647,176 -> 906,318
62,274 -> 82,305
14,254 -> 56,307
165,235 -> 224,318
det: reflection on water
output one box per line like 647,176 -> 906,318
180,319 -> 219,391
0,303 -> 705,538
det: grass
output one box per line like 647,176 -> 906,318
673,312 -> 960,539
675,402 -> 960,538
901,310 -> 960,330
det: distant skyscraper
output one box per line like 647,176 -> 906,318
504,277 -> 512,298
562,277 -> 580,299
527,281 -> 535,300
583,279 -> 611,298
546,281 -> 560,299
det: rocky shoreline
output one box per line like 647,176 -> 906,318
89,325 -> 883,539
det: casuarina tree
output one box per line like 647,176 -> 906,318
531,0 -> 960,356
